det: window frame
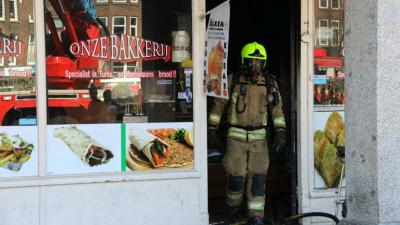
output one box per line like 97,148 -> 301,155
0,0 -> 5,21
319,0 -> 328,9
112,16 -> 126,35
112,0 -> 127,3
0,0 -> 208,193
98,16 -> 108,35
27,34 -> 35,65
97,0 -> 108,3
331,0 -> 340,9
330,20 -> 340,46
8,0 -> 18,22
130,16 -> 137,36
319,19 -> 329,46
130,0 -> 138,3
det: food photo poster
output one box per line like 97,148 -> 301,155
0,126 -> 38,177
47,124 -> 121,175
313,111 -> 345,189
125,122 -> 194,171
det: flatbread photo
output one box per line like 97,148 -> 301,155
0,132 -> 34,172
127,127 -> 194,171
53,126 -> 113,167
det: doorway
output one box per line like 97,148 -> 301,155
206,0 -> 300,223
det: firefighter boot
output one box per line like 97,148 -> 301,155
248,215 -> 265,225
227,205 -> 240,219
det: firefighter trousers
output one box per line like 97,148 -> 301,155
223,137 -> 269,217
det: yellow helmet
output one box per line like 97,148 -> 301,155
241,42 -> 267,64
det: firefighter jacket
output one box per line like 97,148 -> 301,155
208,73 -> 286,142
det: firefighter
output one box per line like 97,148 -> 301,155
208,42 -> 286,225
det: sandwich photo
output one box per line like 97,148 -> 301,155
53,126 -> 113,167
0,132 -> 34,172
127,127 -> 194,170
207,40 -> 224,96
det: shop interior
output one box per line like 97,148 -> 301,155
206,0 -> 300,223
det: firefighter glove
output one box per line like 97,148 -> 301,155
273,129 -> 286,152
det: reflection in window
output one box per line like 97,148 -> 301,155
8,35 -> 18,66
331,20 -> 339,46
98,16 -> 108,36
130,17 -> 137,36
319,19 -> 329,46
331,0 -> 340,9
0,0 -> 4,20
319,0 -> 328,8
8,0 -> 17,21
112,16 -> 125,35
27,34 -> 35,65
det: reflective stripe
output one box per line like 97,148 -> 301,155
262,111 -> 268,126
226,191 -> 243,206
227,127 -> 266,142
227,191 -> 243,200
273,116 -> 286,127
247,201 -> 265,211
228,92 -> 239,125
208,113 -> 221,126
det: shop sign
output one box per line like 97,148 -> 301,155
64,70 -> 176,80
0,37 -> 26,60
3,67 -> 34,78
313,74 -> 327,84
69,34 -> 172,63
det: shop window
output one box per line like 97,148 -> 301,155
8,0 -> 17,22
331,0 -> 340,9
43,0 -> 194,174
319,19 -> 329,46
0,0 -> 37,178
0,0 -> 4,20
319,0 -> 328,9
313,1 -> 345,189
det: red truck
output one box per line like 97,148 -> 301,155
0,0 -> 111,125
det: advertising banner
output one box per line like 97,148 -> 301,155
203,1 -> 230,99
313,111 -> 345,188
0,126 -> 38,177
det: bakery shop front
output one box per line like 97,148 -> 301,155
0,0 -> 208,224
0,0 -> 345,224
